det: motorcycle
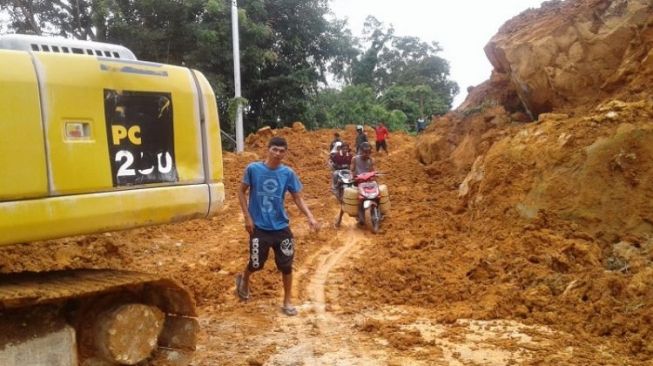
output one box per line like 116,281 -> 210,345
336,170 -> 386,233
355,171 -> 383,233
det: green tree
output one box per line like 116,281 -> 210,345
380,85 -> 419,121
348,16 -> 458,123
350,16 -> 393,88
387,109 -> 408,131
1,0 -> 357,136
0,0 -> 212,64
101,0 -> 208,65
236,0 -> 356,132
327,84 -> 376,126
0,0 -> 98,39
379,84 -> 450,126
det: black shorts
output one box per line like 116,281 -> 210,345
248,227 -> 294,275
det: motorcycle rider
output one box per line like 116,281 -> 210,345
351,141 -> 374,177
329,132 -> 343,151
350,142 -> 375,225
329,142 -> 353,194
331,142 -> 353,169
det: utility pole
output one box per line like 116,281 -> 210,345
231,0 -> 244,153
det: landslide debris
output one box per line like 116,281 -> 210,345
406,0 -> 653,362
484,0 -> 653,117
2,1 -> 652,364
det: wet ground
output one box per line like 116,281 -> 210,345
1,126 -> 650,365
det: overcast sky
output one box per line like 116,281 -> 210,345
329,0 -> 545,108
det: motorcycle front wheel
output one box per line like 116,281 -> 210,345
368,205 -> 381,234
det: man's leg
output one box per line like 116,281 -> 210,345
235,266 -> 252,300
237,230 -> 269,299
282,272 -> 292,308
241,267 -> 252,294
274,230 -> 297,315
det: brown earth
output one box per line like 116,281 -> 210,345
1,123 -> 651,365
2,0 -> 653,364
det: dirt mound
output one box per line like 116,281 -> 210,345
409,0 -> 653,361
484,0 -> 653,117
2,118 -> 650,363
463,100 -> 653,240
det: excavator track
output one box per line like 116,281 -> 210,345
0,269 -> 198,365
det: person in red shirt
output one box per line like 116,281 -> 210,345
374,122 -> 389,154
330,142 -> 353,170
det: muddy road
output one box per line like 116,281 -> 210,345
1,126 -> 648,365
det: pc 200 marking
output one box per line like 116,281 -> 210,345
114,150 -> 173,177
104,89 -> 178,186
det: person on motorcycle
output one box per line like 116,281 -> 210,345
329,132 -> 343,151
329,142 -> 353,193
351,141 -> 374,177
331,142 -> 353,169
328,141 -> 343,169
350,142 -> 375,225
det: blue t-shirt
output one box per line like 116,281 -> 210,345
243,161 -> 303,231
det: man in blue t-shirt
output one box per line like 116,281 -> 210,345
235,136 -> 319,316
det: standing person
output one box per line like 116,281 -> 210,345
416,116 -> 426,133
374,122 -> 389,154
355,125 -> 368,154
235,136 -> 319,316
329,132 -> 342,151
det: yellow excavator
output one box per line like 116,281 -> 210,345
0,34 -> 224,365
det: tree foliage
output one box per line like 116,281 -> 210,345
0,0 -> 97,39
310,17 -> 458,132
345,16 -> 458,128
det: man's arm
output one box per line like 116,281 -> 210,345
290,191 -> 319,231
237,182 -> 254,234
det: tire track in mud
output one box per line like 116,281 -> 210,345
264,217 -> 388,365
306,220 -> 363,315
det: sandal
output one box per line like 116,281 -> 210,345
235,274 -> 250,301
281,305 -> 298,316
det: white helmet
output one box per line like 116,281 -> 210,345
356,125 -> 363,131
330,141 -> 342,154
